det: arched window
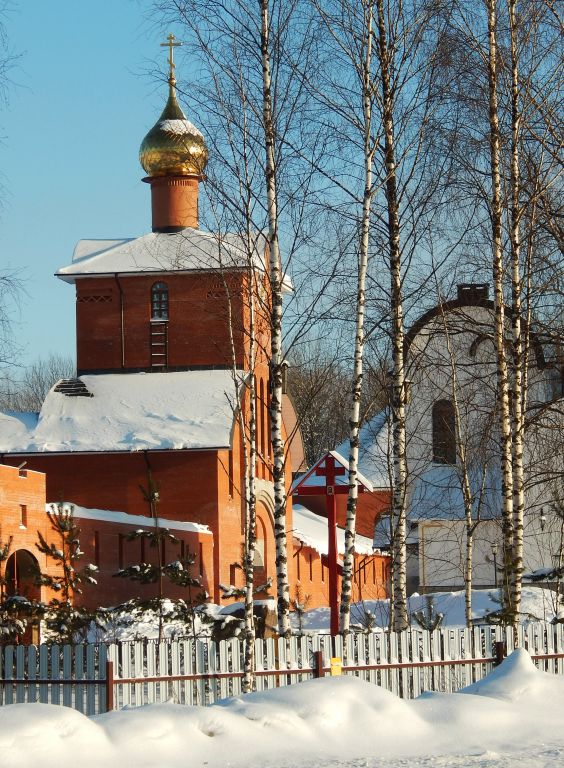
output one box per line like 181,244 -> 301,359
432,399 -> 456,464
254,516 -> 267,576
151,282 -> 169,320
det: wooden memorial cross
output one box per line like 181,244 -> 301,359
295,453 -> 367,636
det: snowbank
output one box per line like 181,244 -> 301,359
1,650 -> 564,767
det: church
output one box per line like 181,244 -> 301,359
357,284 -> 564,597
0,43 -> 389,622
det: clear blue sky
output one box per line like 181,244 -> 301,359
1,1 -> 190,366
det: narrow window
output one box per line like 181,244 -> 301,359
19,504 -> 27,527
254,539 -> 265,569
228,448 -> 234,498
199,543 -> 203,577
260,378 -> 266,470
151,282 -> 169,320
254,376 -> 260,477
118,534 -> 124,569
94,531 -> 100,568
309,551 -> 313,581
432,399 -> 456,464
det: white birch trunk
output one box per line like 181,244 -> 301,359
507,0 -> 525,625
221,235 -> 258,692
375,0 -> 408,632
241,267 -> 258,693
486,0 -> 514,621
259,0 -> 291,639
340,0 -> 374,637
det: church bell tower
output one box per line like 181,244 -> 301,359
139,34 -> 208,232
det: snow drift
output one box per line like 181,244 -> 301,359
1,650 -> 564,768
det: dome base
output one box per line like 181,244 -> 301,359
144,175 -> 200,231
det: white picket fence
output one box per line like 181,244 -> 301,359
1,622 -> 564,715
0,642 -> 108,714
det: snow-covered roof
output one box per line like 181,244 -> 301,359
56,229 -> 292,292
292,504 -> 375,556
408,464 -> 501,521
47,502 -> 212,535
0,370 -> 242,454
335,409 -> 392,489
291,450 -> 374,495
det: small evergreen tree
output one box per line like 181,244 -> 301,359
35,504 -> 98,643
114,528 -> 205,641
291,585 -> 312,637
412,596 -> 444,632
113,469 -> 205,641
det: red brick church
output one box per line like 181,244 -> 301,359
0,46 -> 389,620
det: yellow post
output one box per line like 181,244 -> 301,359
330,657 -> 342,676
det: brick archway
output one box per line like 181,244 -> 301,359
4,549 -> 41,602
255,502 -> 276,592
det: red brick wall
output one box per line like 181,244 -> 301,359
73,515 -> 213,609
0,459 -> 213,609
8,451 -> 218,521
1,404 -> 284,606
76,272 -> 250,372
291,542 -> 390,609
2,450 -> 227,597
0,465 -> 60,602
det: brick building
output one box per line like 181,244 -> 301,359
0,56 -> 390,619
0,464 -> 50,606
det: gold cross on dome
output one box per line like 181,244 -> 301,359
161,33 -> 182,82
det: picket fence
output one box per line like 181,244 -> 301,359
1,622 -> 564,716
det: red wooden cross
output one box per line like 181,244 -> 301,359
293,453 -> 369,636
315,455 -> 345,636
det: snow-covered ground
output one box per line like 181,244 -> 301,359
303,586 -> 562,633
303,587 -> 562,632
86,587 -> 562,643
1,649 -> 563,767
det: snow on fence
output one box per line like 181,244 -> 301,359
1,622 -> 564,715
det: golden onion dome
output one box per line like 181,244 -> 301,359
139,81 -> 208,178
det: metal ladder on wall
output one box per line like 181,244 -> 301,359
150,321 -> 168,368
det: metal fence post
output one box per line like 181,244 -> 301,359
105,660 -> 114,712
313,650 -> 325,678
494,641 -> 506,666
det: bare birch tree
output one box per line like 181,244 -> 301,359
309,0 -> 377,637
431,0 -> 562,628
484,0 -> 516,621
152,0 -> 329,641
0,354 -> 75,412
214,222 -> 260,691
304,0 -> 454,632
257,0 -> 291,638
